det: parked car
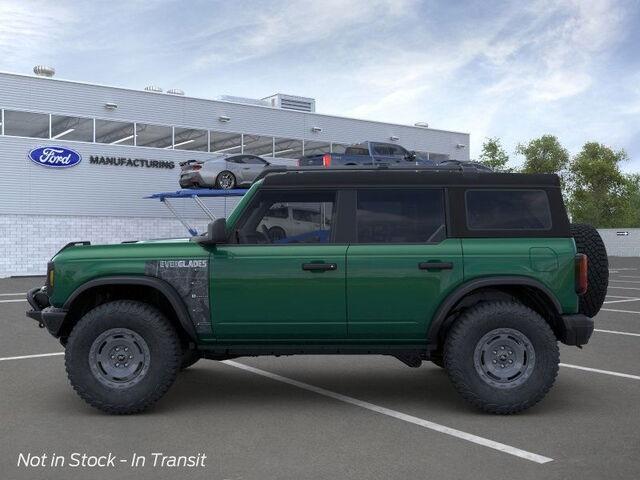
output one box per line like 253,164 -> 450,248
179,154 -> 271,189
261,203 -> 332,242
26,167 -> 608,414
298,141 -> 435,167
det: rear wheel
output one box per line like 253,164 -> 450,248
267,226 -> 287,242
444,301 -> 559,414
65,300 -> 181,414
215,171 -> 236,189
571,223 -> 608,317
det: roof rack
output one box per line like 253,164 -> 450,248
254,162 -> 491,182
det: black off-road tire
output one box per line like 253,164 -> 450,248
430,352 -> 444,368
180,347 -> 201,370
571,223 -> 608,317
65,300 -> 181,414
444,301 -> 559,414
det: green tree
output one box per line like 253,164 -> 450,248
567,142 -> 635,227
478,137 -> 511,172
516,135 -> 569,175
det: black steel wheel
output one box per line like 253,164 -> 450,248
444,301 -> 559,414
65,300 -> 181,414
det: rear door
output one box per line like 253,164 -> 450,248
346,188 -> 463,339
371,143 -> 410,166
210,188 -> 348,339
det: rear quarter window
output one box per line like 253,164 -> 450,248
465,189 -> 552,231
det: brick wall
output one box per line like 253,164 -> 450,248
0,214 -> 210,277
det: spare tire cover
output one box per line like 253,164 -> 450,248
571,223 -> 608,317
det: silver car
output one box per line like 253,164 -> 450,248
179,154 -> 271,189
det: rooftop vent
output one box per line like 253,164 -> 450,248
262,93 -> 316,113
167,88 -> 185,96
144,85 -> 163,93
33,65 -> 55,77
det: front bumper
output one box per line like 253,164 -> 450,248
26,287 -> 67,337
558,314 -> 594,346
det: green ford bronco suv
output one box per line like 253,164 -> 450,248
26,167 -> 608,414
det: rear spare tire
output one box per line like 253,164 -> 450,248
571,223 -> 608,317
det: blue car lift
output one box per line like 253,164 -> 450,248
146,188 -> 246,236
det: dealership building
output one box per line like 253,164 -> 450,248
0,68 -> 470,277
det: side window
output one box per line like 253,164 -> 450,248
356,189 -> 446,243
227,156 -> 244,164
465,190 -> 552,230
243,156 -> 267,165
237,190 -> 335,244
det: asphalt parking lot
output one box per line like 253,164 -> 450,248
1,258 -> 639,480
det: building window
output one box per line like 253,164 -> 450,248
303,140 -> 330,156
135,123 -> 172,148
273,137 -> 303,159
211,131 -> 243,154
50,115 -> 93,142
173,127 -> 208,151
95,119 -> 135,145
243,135 -> 274,157
3,110 -> 49,138
331,143 -> 349,154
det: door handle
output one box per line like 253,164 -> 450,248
418,262 -> 453,270
302,263 -> 337,272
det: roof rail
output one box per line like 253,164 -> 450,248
254,163 -> 491,182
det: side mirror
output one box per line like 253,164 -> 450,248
405,151 -> 417,160
191,218 -> 228,245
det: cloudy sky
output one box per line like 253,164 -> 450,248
1,0 -> 639,169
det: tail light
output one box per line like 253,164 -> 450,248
575,254 -> 588,295
322,153 -> 331,167
191,164 -> 202,170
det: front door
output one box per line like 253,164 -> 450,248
210,189 -> 347,340
346,188 -> 463,339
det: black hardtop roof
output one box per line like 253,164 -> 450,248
259,167 -> 561,188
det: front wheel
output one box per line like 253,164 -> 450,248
444,301 -> 559,414
215,171 -> 236,189
65,300 -> 181,414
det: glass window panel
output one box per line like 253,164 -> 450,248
211,131 -> 242,154
4,110 -> 49,138
303,140 -> 330,156
273,137 -> 303,159
243,134 -> 274,156
135,123 -> 172,148
465,190 -> 552,230
356,189 -> 446,243
173,127 -> 208,151
331,143 -> 349,154
238,190 -> 335,244
50,115 -> 93,142
95,119 -> 134,145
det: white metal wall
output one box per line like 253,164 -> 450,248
598,229 -> 640,257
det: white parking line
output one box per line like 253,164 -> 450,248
0,292 -> 27,296
615,275 -> 640,279
0,352 -> 64,362
560,363 -> 640,381
609,280 -> 640,284
603,298 -> 640,304
594,328 -> 640,337
0,299 -> 27,304
601,308 -> 640,314
606,286 -> 640,291
222,360 -> 553,464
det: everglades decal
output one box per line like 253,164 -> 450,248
145,259 -> 211,335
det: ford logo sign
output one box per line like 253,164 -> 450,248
28,146 -> 82,168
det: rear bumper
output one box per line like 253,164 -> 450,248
558,314 -> 594,346
179,172 -> 205,188
26,287 -> 67,337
